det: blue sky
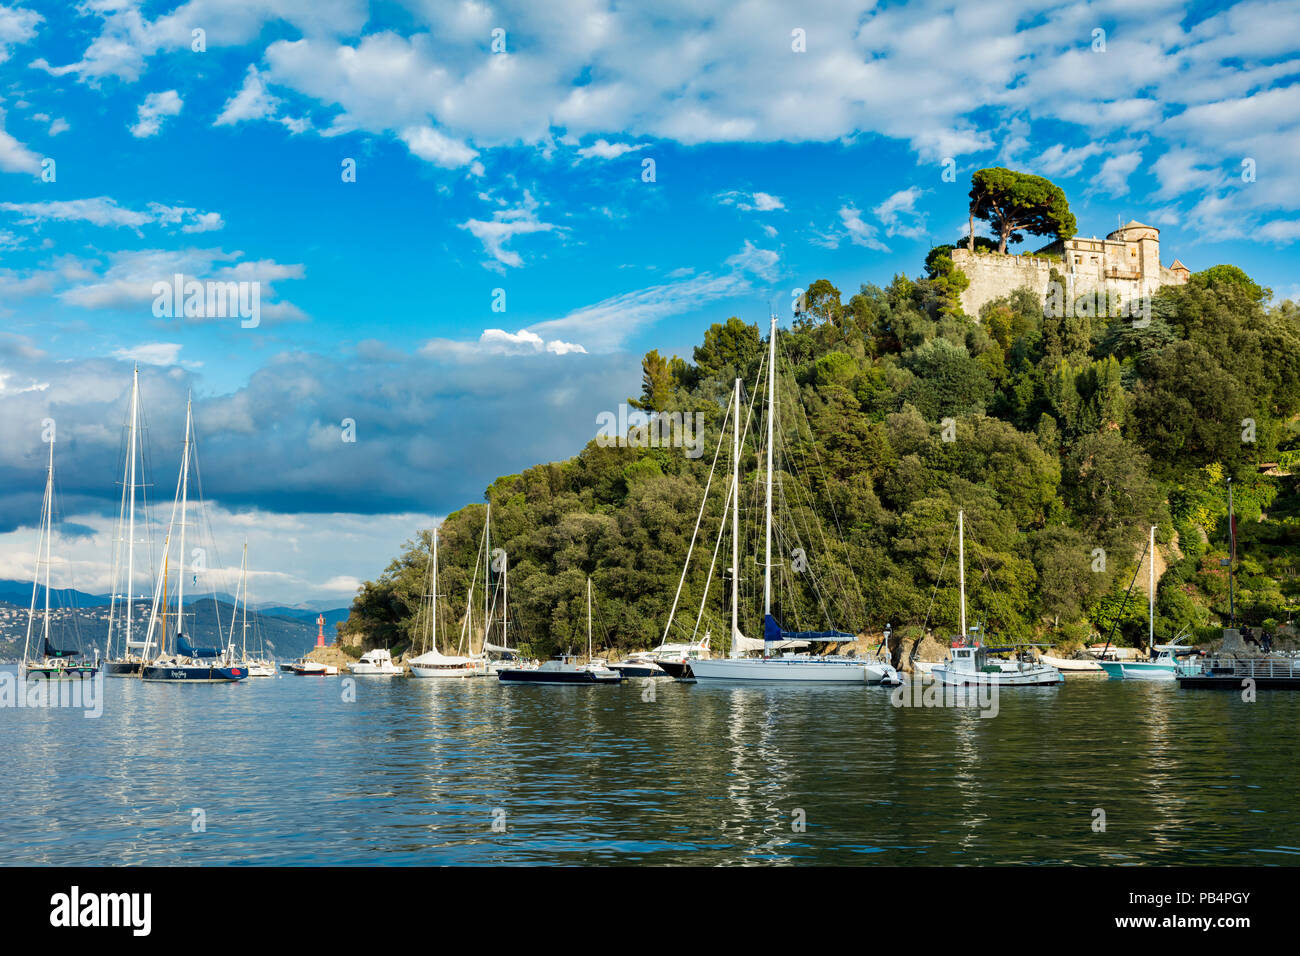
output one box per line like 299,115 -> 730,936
1,0 -> 1298,603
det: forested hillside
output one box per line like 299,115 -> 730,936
341,252 -> 1300,658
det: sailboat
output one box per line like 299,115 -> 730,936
230,542 -> 275,677
409,527 -> 481,678
685,317 -> 900,684
498,577 -> 623,685
20,436 -> 99,680
1097,526 -> 1201,680
139,396 -> 246,683
931,511 -> 1063,687
104,368 -> 153,676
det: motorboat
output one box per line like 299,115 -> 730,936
348,648 -> 403,676
932,643 -> 1063,687
498,654 -> 623,685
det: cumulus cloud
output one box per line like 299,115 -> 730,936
0,4 -> 39,64
130,89 -> 182,137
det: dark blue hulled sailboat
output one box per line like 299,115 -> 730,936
137,397 -> 245,685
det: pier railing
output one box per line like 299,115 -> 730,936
1195,656 -> 1300,679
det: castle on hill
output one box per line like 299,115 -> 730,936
951,219 -> 1190,318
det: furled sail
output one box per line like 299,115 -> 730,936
43,638 -> 82,658
177,633 -> 220,658
763,614 -> 854,644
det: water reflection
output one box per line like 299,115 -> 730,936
2,666 -> 1298,865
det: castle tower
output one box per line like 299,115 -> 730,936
1106,220 -> 1161,297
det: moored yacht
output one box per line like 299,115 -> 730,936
348,648 -> 403,676
407,526 -> 484,678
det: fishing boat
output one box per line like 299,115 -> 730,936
498,579 -> 622,685
138,397 -> 245,683
348,648 -> 403,675
931,511 -> 1062,687
103,369 -> 152,677
671,321 -> 899,685
408,527 -> 482,678
19,437 -> 99,680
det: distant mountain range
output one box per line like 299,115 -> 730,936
0,580 -> 351,660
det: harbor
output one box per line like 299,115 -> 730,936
4,662 -> 1299,866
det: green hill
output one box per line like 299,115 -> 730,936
340,254 -> 1300,658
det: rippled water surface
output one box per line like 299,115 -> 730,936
3,666 -> 1298,865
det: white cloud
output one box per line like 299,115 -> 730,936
872,187 -> 927,239
0,108 -> 40,174
215,64 -> 278,126
575,138 -> 643,161
130,89 -> 182,138
1094,151 -> 1144,197
0,4 -> 39,64
838,205 -> 888,251
112,342 -> 182,366
400,124 -> 480,170
719,190 -> 785,212
725,239 -> 780,281
0,197 -> 223,233
459,191 -> 558,269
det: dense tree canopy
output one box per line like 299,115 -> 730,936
342,251 -> 1300,657
969,167 -> 1077,253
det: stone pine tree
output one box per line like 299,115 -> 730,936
968,167 -> 1077,253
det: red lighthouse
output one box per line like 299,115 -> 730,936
316,613 -> 326,648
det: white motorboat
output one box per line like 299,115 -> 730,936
1039,653 -> 1103,673
928,511 -> 1062,688
348,648 -> 403,676
932,644 -> 1063,686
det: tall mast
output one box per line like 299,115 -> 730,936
42,436 -> 53,644
958,510 -> 967,643
1227,477 -> 1236,627
731,377 -> 741,658
1149,525 -> 1155,650
431,528 -> 439,652
484,502 -> 491,650
587,575 -> 592,661
763,315 -> 776,617
176,395 -> 192,637
502,550 -> 509,651
240,541 -> 248,657
125,367 -> 139,652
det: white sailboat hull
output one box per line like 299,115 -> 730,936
409,662 -> 481,678
689,657 -> 870,683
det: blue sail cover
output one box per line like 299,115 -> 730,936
764,614 -> 855,643
177,633 -> 220,658
43,638 -> 81,658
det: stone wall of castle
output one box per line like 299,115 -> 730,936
951,222 -> 1188,318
